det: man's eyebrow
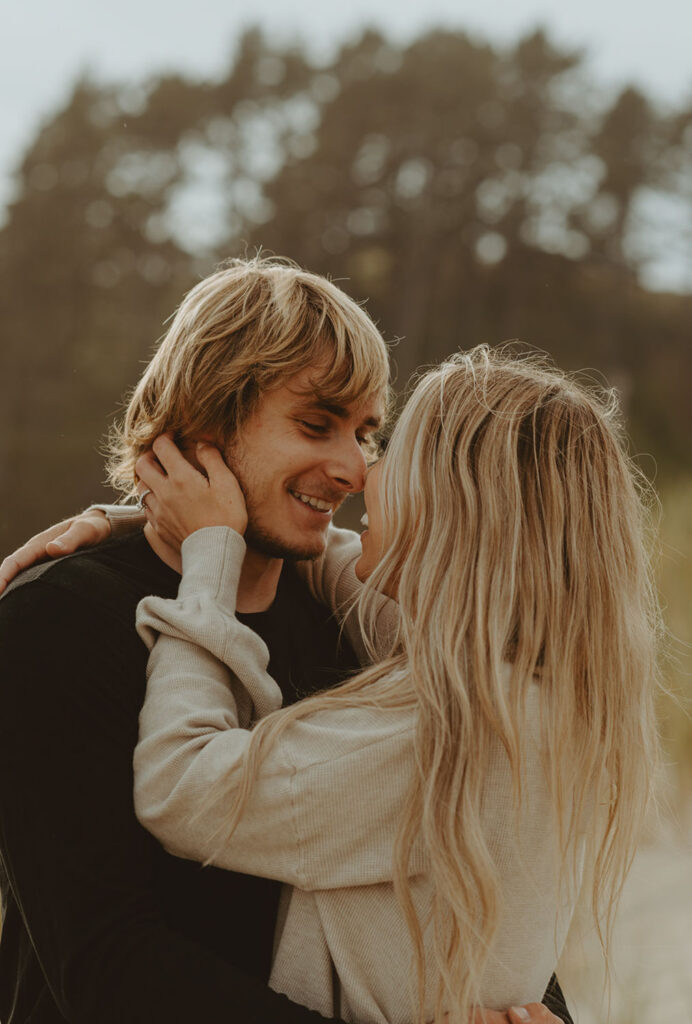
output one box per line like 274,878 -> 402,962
297,396 -> 382,429
316,400 -> 382,429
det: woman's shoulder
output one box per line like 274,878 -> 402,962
273,700 -> 417,780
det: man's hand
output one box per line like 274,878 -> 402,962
470,1012 -> 511,1023
464,1003 -> 563,1023
135,436 -> 248,549
0,511 -> 111,596
506,1007 -> 561,1023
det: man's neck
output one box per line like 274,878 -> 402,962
143,524 -> 283,613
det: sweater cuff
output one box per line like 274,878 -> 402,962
178,527 -> 246,614
87,503 -> 145,537
324,525 -> 363,578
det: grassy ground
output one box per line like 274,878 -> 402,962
656,476 -> 692,798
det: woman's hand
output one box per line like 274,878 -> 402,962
0,511 -> 111,595
135,435 -> 248,550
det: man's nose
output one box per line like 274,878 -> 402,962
325,437 -> 368,493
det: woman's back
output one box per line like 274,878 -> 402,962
267,686 -> 582,1023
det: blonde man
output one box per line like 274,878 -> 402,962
0,258 -> 388,1024
0,261 -> 570,1024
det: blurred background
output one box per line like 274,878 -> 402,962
2,2 -> 690,1020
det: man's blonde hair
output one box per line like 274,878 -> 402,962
107,256 -> 390,496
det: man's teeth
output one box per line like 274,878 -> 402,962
361,513 -> 369,527
292,490 -> 333,513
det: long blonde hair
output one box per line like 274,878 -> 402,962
218,345 -> 662,1020
107,255 -> 390,496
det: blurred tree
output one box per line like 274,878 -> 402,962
0,30 -> 333,550
657,102 -> 692,291
0,25 -> 690,554
0,78 -> 193,547
248,28 -> 691,462
587,86 -> 657,265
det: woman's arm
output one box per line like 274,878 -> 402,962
135,528 -> 572,1016
135,526 -> 418,891
0,506 -> 138,594
297,525 -> 400,665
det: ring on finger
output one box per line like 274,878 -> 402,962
136,489 -> 152,511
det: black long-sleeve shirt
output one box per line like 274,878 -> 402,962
0,532 -> 572,1024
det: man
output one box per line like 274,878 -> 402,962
0,257 -> 571,1024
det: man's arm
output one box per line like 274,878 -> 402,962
0,578 -> 347,1024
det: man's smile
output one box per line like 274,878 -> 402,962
289,489 -> 337,515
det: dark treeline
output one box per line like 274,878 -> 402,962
1,26 -> 691,551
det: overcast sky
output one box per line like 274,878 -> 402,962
3,0 -> 692,263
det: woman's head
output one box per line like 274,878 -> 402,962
358,345 -> 656,694
224,344 -> 662,1022
354,345 -> 661,1019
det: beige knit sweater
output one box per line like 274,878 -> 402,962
134,525 -> 581,1023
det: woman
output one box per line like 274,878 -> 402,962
129,346 -> 661,1024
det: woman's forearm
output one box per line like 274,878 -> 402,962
134,526 -> 417,889
298,524 -> 399,663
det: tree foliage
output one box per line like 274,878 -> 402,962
1,25 -> 690,551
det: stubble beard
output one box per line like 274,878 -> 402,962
229,451 -> 326,562
243,516 -> 325,562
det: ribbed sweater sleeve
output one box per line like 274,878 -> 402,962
90,501 -> 146,536
296,525 -> 400,664
135,527 -> 418,889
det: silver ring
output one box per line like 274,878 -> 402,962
136,489 -> 152,511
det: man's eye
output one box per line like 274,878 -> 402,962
300,420 -> 328,435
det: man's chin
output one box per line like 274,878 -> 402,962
244,523 -> 327,562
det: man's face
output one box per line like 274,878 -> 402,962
225,367 -> 384,560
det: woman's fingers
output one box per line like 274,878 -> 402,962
135,449 -> 168,491
0,512 -> 111,595
134,436 -> 248,547
45,512 -> 111,554
0,524 -> 70,593
196,444 -> 245,496
196,444 -> 248,529
150,434 -> 198,482
195,442 -> 229,481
